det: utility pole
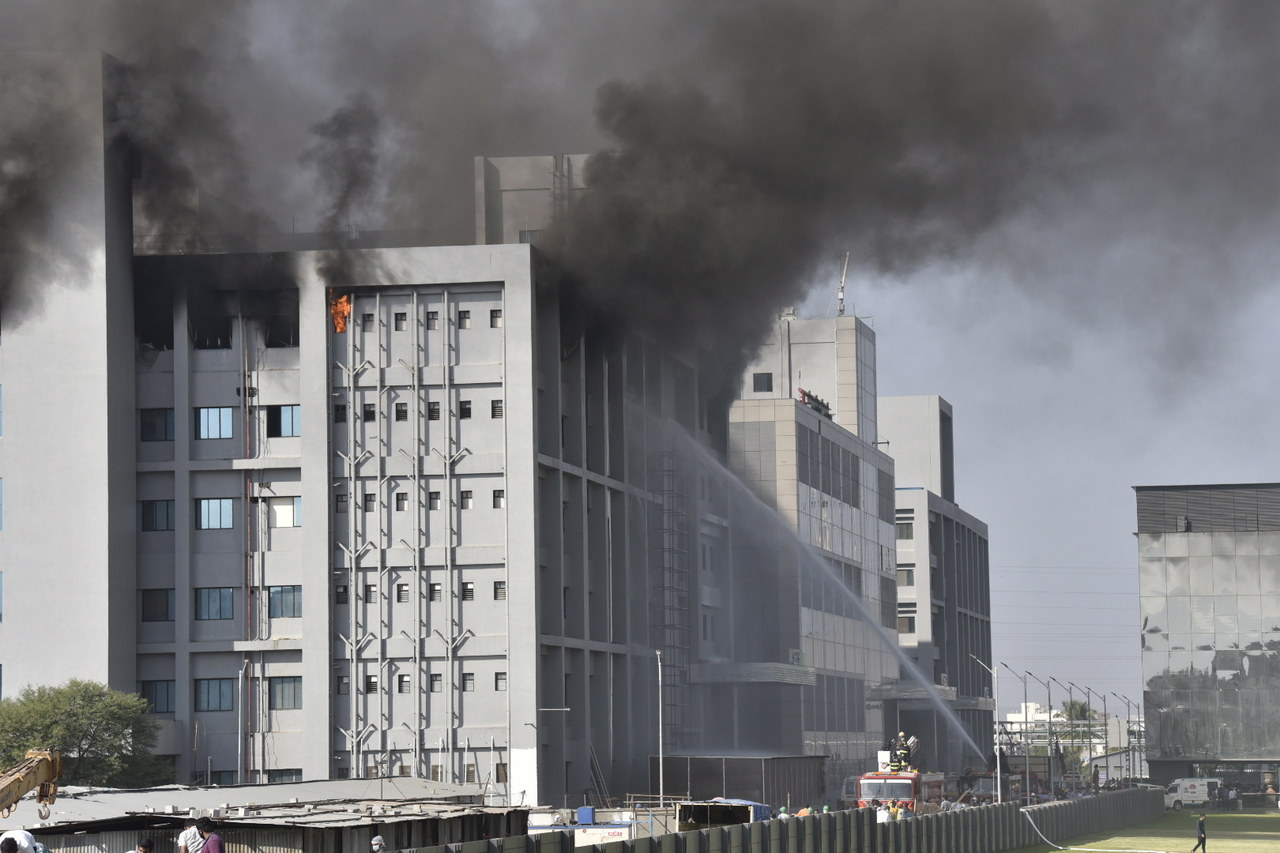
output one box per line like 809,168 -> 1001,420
969,654 -> 1002,803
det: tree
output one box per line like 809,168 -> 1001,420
0,680 -> 171,787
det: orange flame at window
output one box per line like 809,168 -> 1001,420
330,293 -> 352,333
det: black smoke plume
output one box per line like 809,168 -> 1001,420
301,94 -> 386,288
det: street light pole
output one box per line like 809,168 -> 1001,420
1050,677 -> 1072,778
1002,663 -> 1030,804
1028,672 -> 1053,798
1069,682 -> 1095,784
969,654 -> 1002,804
1112,693 -> 1134,783
656,650 -> 664,809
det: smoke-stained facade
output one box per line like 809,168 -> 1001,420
1136,483 -> 1280,782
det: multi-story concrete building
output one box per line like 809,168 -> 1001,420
878,396 -> 992,774
2,73 -> 902,808
734,312 -> 899,789
1135,483 -> 1280,784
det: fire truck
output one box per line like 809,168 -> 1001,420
845,767 -> 947,811
841,737 -> 947,811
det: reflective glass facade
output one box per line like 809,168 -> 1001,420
1136,484 -> 1280,776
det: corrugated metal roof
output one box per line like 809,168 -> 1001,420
1,778 -> 498,833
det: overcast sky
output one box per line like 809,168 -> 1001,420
6,0 -> 1279,723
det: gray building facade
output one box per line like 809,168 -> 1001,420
1136,483 -> 1280,783
878,396 -> 993,775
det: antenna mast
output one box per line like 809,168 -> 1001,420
836,252 -> 850,316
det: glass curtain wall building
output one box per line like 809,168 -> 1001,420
1136,483 -> 1280,783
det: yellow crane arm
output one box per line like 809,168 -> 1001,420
0,750 -> 61,819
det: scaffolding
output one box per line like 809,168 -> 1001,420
657,452 -> 692,750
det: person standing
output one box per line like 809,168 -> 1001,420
178,820 -> 204,853
196,820 -> 223,853
1190,812 -> 1207,853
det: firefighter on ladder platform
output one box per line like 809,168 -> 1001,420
889,732 -> 913,772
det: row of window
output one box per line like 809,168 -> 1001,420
339,489 -> 504,512
339,671 -> 507,694
142,406 -> 301,442
141,581 -> 507,622
367,308 -> 503,331
140,676 -> 301,712
140,669 -> 509,713
335,580 -> 507,603
336,399 -> 504,423
141,497 -> 301,532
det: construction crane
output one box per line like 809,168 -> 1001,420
0,750 -> 60,820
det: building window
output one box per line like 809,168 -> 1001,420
268,676 -> 302,710
898,616 -> 916,634
491,399 -> 504,419
394,312 -> 407,331
461,581 -> 475,601
334,403 -> 347,423
429,583 -> 442,601
195,678 -> 234,711
140,500 -> 176,532
195,407 -> 234,440
361,313 -> 375,327
363,493 -> 376,512
496,762 -> 508,783
268,496 -> 302,528
460,490 -> 473,509
336,675 -> 350,694
395,493 -> 408,511
752,373 -> 773,393
139,680 -> 176,713
896,522 -> 914,540
492,489 -> 505,508
426,311 -> 439,330
429,765 -> 444,781
896,568 -> 915,587
268,585 -> 302,618
364,675 -> 379,694
461,673 -> 475,692
429,491 -> 441,510
457,310 -> 471,329
495,672 -> 507,692
429,674 -> 443,693
335,493 -> 349,512
395,402 -> 408,422
397,674 -> 411,694
141,588 -> 176,622
335,584 -> 349,604
364,584 -> 377,601
427,401 -> 441,421
493,581 -> 506,600
265,405 -> 301,437
196,498 -> 235,530
490,309 -> 503,328
362,403 -> 376,423
140,408 -> 175,441
518,229 -> 542,243
459,400 -> 472,419
465,764 -> 477,783
396,583 -> 409,603
267,769 -> 302,784
195,588 -> 234,620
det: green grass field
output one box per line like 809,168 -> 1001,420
1009,810 -> 1280,853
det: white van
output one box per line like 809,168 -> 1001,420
1164,778 -> 1223,810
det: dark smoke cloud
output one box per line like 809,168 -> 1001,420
301,94 -> 387,288
3,1 -> 1280,377
0,55 -> 96,321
